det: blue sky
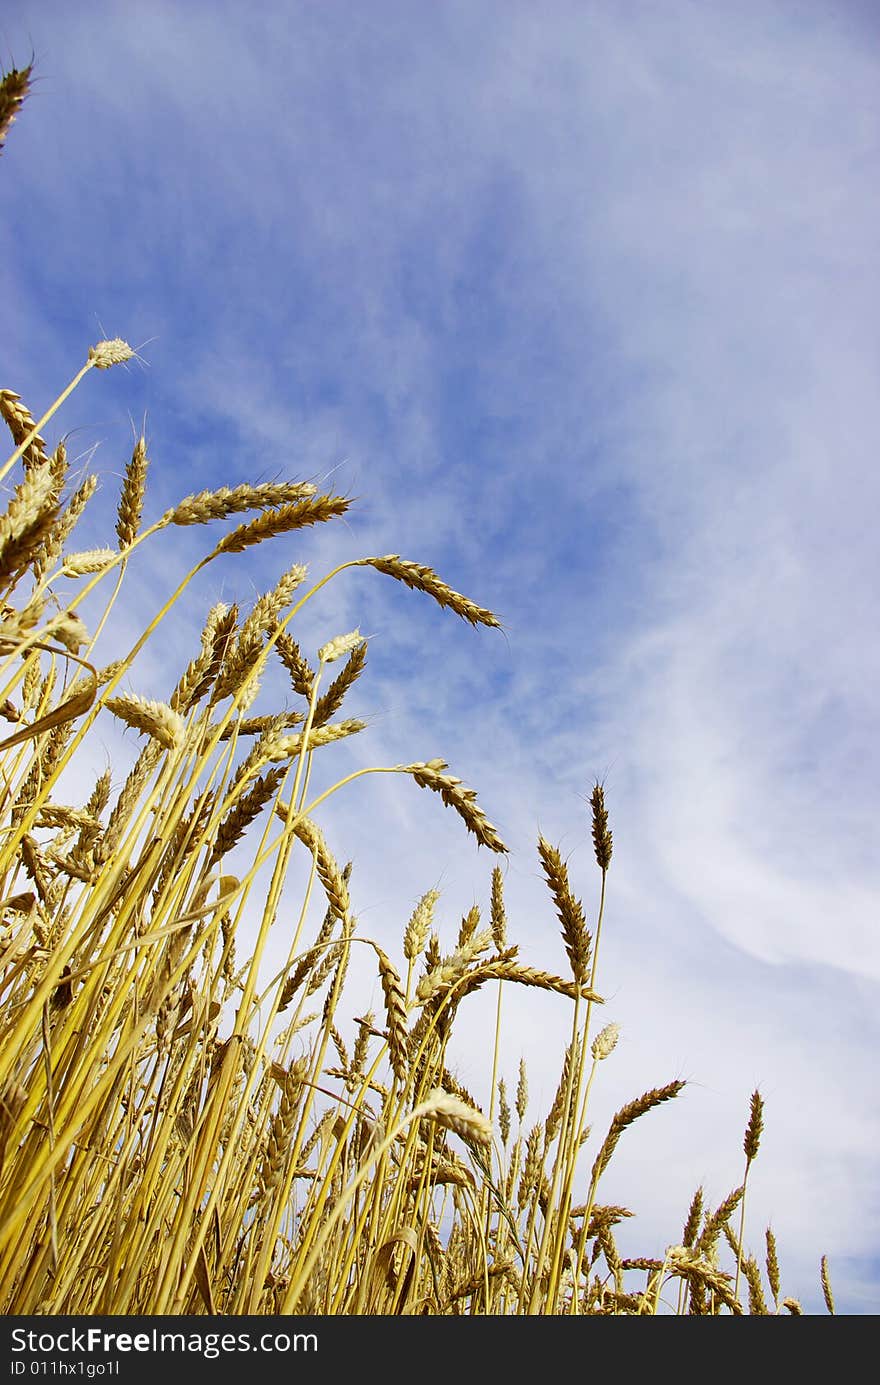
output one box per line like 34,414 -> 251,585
3,0 -> 879,1312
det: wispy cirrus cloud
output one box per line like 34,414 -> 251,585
2,0 -> 878,1310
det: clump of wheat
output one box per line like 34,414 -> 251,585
0,59 -> 835,1317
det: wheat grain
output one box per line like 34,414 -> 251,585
743,1089 -> 764,1163
415,928 -> 493,1004
312,641 -> 367,728
590,1082 -> 685,1186
275,631 -> 314,698
590,782 -> 613,871
263,717 -> 367,765
48,473 -> 99,558
401,759 -> 506,853
105,693 -> 185,750
518,1125 -> 543,1209
292,817 -> 350,923
422,1090 -> 492,1147
516,1058 -> 528,1124
498,1078 -> 511,1145
742,1255 -> 768,1315
666,1247 -> 742,1315
317,629 -> 362,665
212,494 -> 350,556
490,865 -> 507,950
0,463 -> 60,581
62,548 -> 117,576
171,602 -> 237,712
356,555 -> 500,629
402,888 -> 439,963
591,1022 -> 621,1061
696,1185 -> 744,1258
0,390 -> 47,469
682,1187 -> 703,1249
820,1255 -> 835,1314
537,837 -> 591,985
457,904 -> 480,948
209,768 -> 285,865
375,946 -> 409,1083
764,1228 -> 780,1305
166,480 -> 316,526
116,437 -> 149,548
88,339 -> 134,370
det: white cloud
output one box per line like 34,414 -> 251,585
3,0 -> 878,1312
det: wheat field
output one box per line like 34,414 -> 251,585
0,61 -> 834,1317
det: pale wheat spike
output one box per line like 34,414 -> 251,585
62,548 -> 117,576
104,693 -> 185,751
258,1070 -> 306,1205
498,1078 -> 511,1145
0,64 -> 31,155
356,555 -> 501,629
99,741 -> 164,858
88,339 -> 134,370
35,805 -> 100,833
171,601 -> 236,712
212,568 -> 307,703
403,888 -> 440,962
46,611 -> 89,655
311,640 -> 367,729
350,1011 -> 375,1085
516,1057 -> 528,1123
318,629 -> 362,664
165,480 -> 317,526
415,928 -> 493,1003
400,759 -> 506,853
116,436 -> 149,549
422,1090 -> 492,1147
591,1021 -> 621,1061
